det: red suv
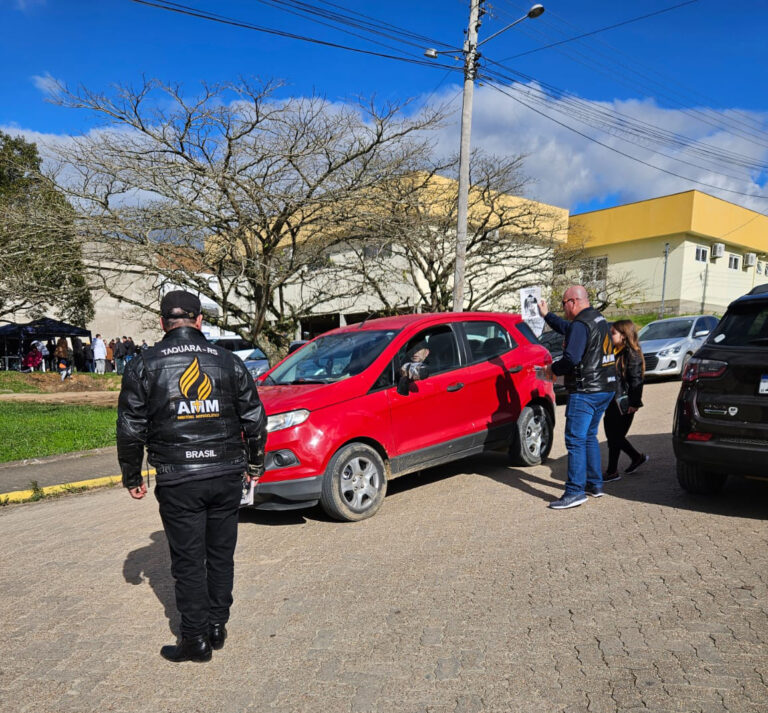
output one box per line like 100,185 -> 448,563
247,313 -> 555,521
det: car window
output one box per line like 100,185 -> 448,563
694,318 -> 707,335
707,304 -> 768,347
266,330 -> 399,385
244,349 -> 267,361
400,325 -> 461,375
639,319 -> 694,341
463,321 -> 516,363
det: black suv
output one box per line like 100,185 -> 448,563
673,284 -> 768,493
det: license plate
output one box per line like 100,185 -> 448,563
760,375 -> 768,395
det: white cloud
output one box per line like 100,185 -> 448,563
6,82 -> 768,216
423,81 -> 768,213
31,72 -> 65,97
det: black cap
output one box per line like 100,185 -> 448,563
160,290 -> 201,319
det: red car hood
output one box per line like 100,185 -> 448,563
258,381 -> 357,415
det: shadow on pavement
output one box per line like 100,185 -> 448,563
123,530 -> 180,636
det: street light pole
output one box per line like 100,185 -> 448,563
452,0 -> 482,312
426,3 -> 545,311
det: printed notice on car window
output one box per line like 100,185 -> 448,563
520,286 -> 545,337
760,375 -> 768,394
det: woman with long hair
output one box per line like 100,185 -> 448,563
603,319 -> 648,482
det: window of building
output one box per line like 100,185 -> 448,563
758,261 -> 764,275
363,242 -> 393,259
583,256 -> 608,284
728,254 -> 740,270
695,246 -> 708,262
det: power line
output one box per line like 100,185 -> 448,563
483,78 -> 768,202
497,0 -> 700,62
130,0 -> 460,72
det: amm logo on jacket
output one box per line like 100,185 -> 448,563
176,357 -> 220,419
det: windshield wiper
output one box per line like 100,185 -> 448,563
747,337 -> 768,344
288,378 -> 328,385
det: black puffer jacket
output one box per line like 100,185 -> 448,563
117,327 -> 267,488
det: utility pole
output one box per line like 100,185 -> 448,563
700,260 -> 709,314
659,242 -> 670,318
451,0 -> 483,312
426,4 -> 544,312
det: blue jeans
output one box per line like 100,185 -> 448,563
563,391 -> 614,496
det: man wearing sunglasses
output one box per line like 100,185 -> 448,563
537,285 -> 617,509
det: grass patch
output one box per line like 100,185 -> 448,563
0,372 -> 43,394
0,403 -> 117,462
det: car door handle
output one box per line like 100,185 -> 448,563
446,382 -> 464,392
508,365 -> 522,373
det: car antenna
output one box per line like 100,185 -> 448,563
357,311 -> 375,329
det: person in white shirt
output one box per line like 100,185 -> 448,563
92,334 -> 107,374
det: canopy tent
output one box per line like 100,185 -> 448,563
0,318 -> 92,369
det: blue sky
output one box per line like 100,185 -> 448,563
2,0 -> 768,213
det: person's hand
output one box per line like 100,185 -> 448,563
537,299 -> 549,317
128,483 -> 147,499
627,406 -> 638,414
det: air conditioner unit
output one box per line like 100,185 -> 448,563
744,252 -> 757,268
711,243 -> 725,259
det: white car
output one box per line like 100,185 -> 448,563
639,315 -> 719,377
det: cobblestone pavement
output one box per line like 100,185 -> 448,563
1,381 -> 766,713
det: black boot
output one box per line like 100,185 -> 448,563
209,623 -> 227,651
160,634 -> 212,663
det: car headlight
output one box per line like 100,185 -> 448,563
658,345 -> 682,357
266,409 -> 310,433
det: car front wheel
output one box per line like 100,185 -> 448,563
320,443 -> 387,521
676,459 -> 727,494
509,404 -> 553,466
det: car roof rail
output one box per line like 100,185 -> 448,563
748,283 -> 768,295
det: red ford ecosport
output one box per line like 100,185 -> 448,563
244,312 -> 555,521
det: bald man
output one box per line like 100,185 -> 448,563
538,286 -> 617,509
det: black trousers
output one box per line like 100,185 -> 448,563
155,473 -> 242,638
603,399 -> 641,474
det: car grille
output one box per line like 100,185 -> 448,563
644,353 -> 659,371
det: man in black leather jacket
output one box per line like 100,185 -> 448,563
538,285 -> 617,510
118,290 -> 267,662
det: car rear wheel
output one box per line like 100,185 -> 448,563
320,443 -> 387,521
676,459 -> 727,494
509,404 -> 553,466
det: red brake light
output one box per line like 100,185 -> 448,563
686,432 -> 713,441
682,358 -> 727,382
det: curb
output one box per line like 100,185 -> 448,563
0,469 -> 156,504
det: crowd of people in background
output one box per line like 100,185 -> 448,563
19,334 -> 152,378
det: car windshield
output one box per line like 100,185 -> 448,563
639,319 -> 693,341
266,330 -> 399,385
707,303 -> 768,347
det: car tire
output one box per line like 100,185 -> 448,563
509,404 -> 553,467
680,352 -> 693,379
320,443 -> 387,521
676,459 -> 727,494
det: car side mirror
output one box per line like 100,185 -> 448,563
694,330 -> 710,338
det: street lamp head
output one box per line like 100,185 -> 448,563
527,4 -> 545,19
424,48 -> 439,59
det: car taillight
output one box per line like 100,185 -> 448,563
681,357 -> 728,382
686,432 -> 713,441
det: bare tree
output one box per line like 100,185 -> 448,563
336,152 -> 569,313
47,78 -> 443,355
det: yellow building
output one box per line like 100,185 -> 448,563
570,190 -> 768,315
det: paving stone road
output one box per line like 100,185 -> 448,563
1,381 -> 766,713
